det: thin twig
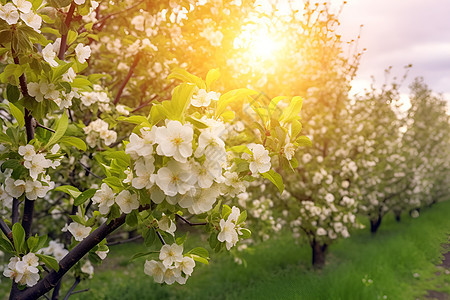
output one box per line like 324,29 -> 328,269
69,289 -> 89,295
0,219 -> 13,243
58,2 -> 76,60
63,277 -> 80,300
156,231 -> 166,245
36,122 -> 56,133
79,0 -> 145,33
78,161 -> 103,179
175,214 -> 207,226
113,53 -> 141,105
107,235 -> 142,246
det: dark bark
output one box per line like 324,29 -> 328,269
394,210 -> 401,222
311,239 -> 328,268
370,215 -> 383,234
13,213 -> 128,300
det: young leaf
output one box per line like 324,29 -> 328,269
12,223 -> 25,253
46,113 -> 68,147
261,170 -> 284,193
54,185 -> 82,198
73,188 -> 97,206
59,136 -> 87,151
9,102 -> 25,127
36,254 -> 59,271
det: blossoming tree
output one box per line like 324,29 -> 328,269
0,0 -> 308,299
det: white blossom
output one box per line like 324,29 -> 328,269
75,43 -> 91,63
115,190 -> 139,214
0,3 -> 19,25
159,243 -> 183,268
67,222 -> 91,241
247,143 -> 271,174
21,11 -> 42,32
156,120 -> 193,163
92,183 -> 116,214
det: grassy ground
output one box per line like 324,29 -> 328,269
1,200 -> 449,299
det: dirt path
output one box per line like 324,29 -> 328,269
425,244 -> 450,300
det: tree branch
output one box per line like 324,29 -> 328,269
15,205 -> 150,299
175,214 -> 207,226
11,198 -> 20,224
107,235 -> 142,246
156,231 -> 166,245
0,218 -> 13,243
113,53 -> 141,105
63,277 -> 80,300
13,54 -> 36,239
36,122 -> 56,133
58,2 -> 76,60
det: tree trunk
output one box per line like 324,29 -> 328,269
311,239 -> 328,268
394,210 -> 401,222
370,215 -> 382,234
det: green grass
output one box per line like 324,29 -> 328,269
2,201 -> 449,299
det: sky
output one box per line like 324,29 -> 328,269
334,0 -> 450,107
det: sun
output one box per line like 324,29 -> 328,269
233,19 -> 284,63
250,31 -> 279,60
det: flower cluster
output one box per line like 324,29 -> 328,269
0,0 -> 42,32
92,183 -> 139,215
144,243 -> 195,285
83,119 -> 117,148
125,118 -> 236,215
3,253 -> 40,287
39,241 -> 68,262
218,206 -> 244,250
80,85 -> 111,111
28,79 -> 78,109
1,144 -> 61,205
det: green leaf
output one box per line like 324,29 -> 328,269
1,159 -> 27,179
188,247 -> 209,259
9,102 -> 24,127
0,236 -> 14,253
261,170 -> 284,193
69,215 -> 85,225
171,83 -> 196,120
103,177 -> 123,192
237,211 -> 247,224
125,211 -> 138,227
59,136 -> 86,151
191,255 -> 209,265
46,113 -> 68,147
279,96 -> 303,123
296,136 -> 312,147
36,254 -> 59,271
26,235 -> 39,251
185,116 -> 209,129
240,228 -> 251,239
144,227 -> 156,248
54,185 -> 81,198
117,116 -> 150,126
12,223 -> 25,253
205,69 -> 220,90
74,188 -> 96,206
168,68 -> 205,89
216,88 -> 257,117
0,64 -> 24,84
130,251 -> 158,261
51,62 -> 74,81
176,232 -> 188,245
6,84 -> 20,102
222,205 -> 232,220
67,30 -> 78,46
